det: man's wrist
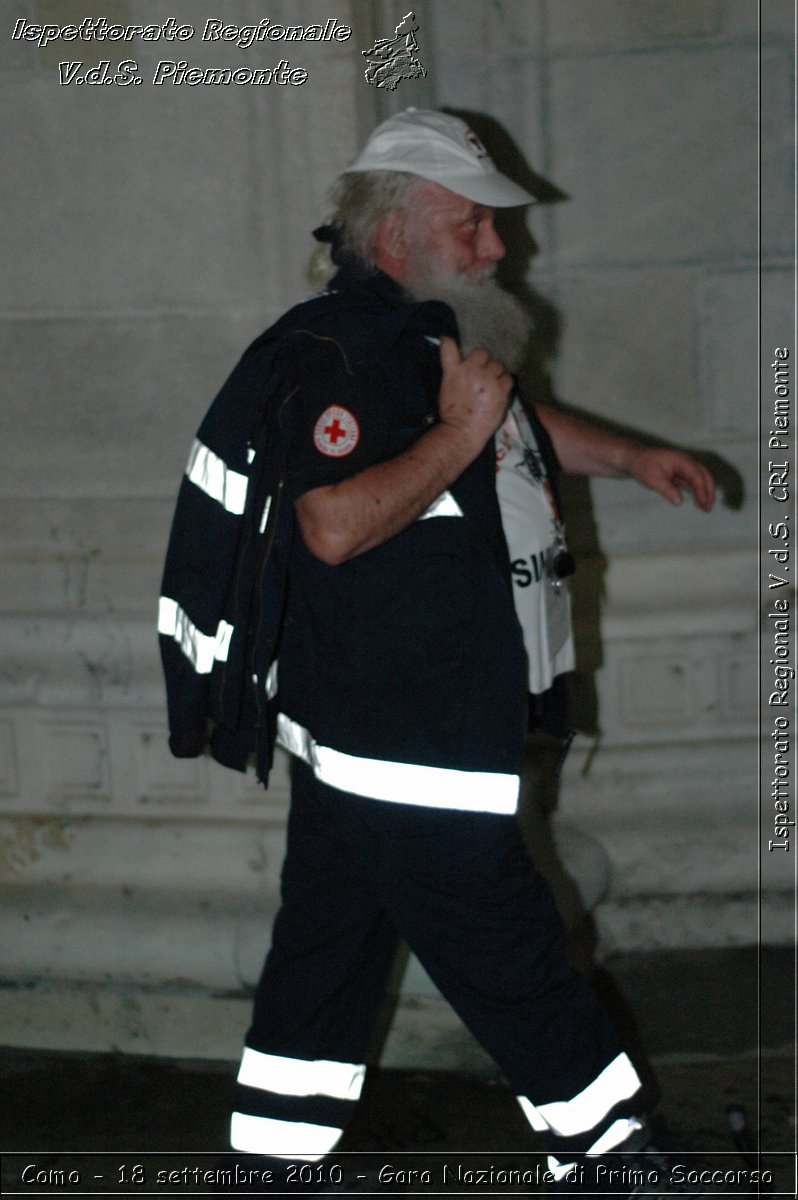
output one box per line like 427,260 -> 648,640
431,416 -> 490,464
610,437 -> 644,479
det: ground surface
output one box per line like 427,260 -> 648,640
2,948 -> 794,1195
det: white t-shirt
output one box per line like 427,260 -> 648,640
495,398 -> 575,694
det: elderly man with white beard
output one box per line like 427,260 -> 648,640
159,109 -> 715,1194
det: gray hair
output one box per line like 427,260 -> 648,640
307,170 -> 423,286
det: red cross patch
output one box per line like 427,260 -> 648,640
313,405 -> 360,457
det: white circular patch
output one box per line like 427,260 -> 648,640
313,405 -> 360,458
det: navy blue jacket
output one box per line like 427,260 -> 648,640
159,267 -> 566,791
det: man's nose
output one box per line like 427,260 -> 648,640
477,219 -> 506,263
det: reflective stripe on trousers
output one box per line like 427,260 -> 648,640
230,1049 -> 365,1160
518,1052 -> 646,1175
276,713 -> 520,814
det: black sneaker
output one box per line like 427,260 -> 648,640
548,1145 -> 722,1196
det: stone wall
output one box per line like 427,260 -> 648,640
1,0 -> 791,1060
405,0 -> 793,952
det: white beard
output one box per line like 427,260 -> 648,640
403,262 -> 532,374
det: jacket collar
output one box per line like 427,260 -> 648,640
246,263 -> 461,372
327,264 -> 460,350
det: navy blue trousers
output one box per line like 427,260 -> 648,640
232,760 -> 641,1160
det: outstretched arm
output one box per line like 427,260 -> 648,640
535,402 -> 715,512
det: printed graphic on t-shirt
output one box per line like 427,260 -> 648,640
514,440 -> 546,487
498,418 -> 557,506
495,400 -> 575,694
313,405 -> 360,457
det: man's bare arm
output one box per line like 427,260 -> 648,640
536,402 -> 715,512
296,337 -> 512,565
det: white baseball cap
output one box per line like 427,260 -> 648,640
344,108 -> 535,208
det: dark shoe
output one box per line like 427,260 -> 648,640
549,1144 -> 740,1196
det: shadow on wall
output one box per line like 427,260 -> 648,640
440,108 -> 746,980
446,105 -> 744,739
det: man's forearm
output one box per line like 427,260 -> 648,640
535,402 -> 637,477
535,402 -> 716,510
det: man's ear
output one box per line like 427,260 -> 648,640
373,212 -> 409,274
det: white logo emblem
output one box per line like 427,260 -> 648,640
313,405 -> 360,457
464,128 -> 488,159
362,11 -> 427,91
